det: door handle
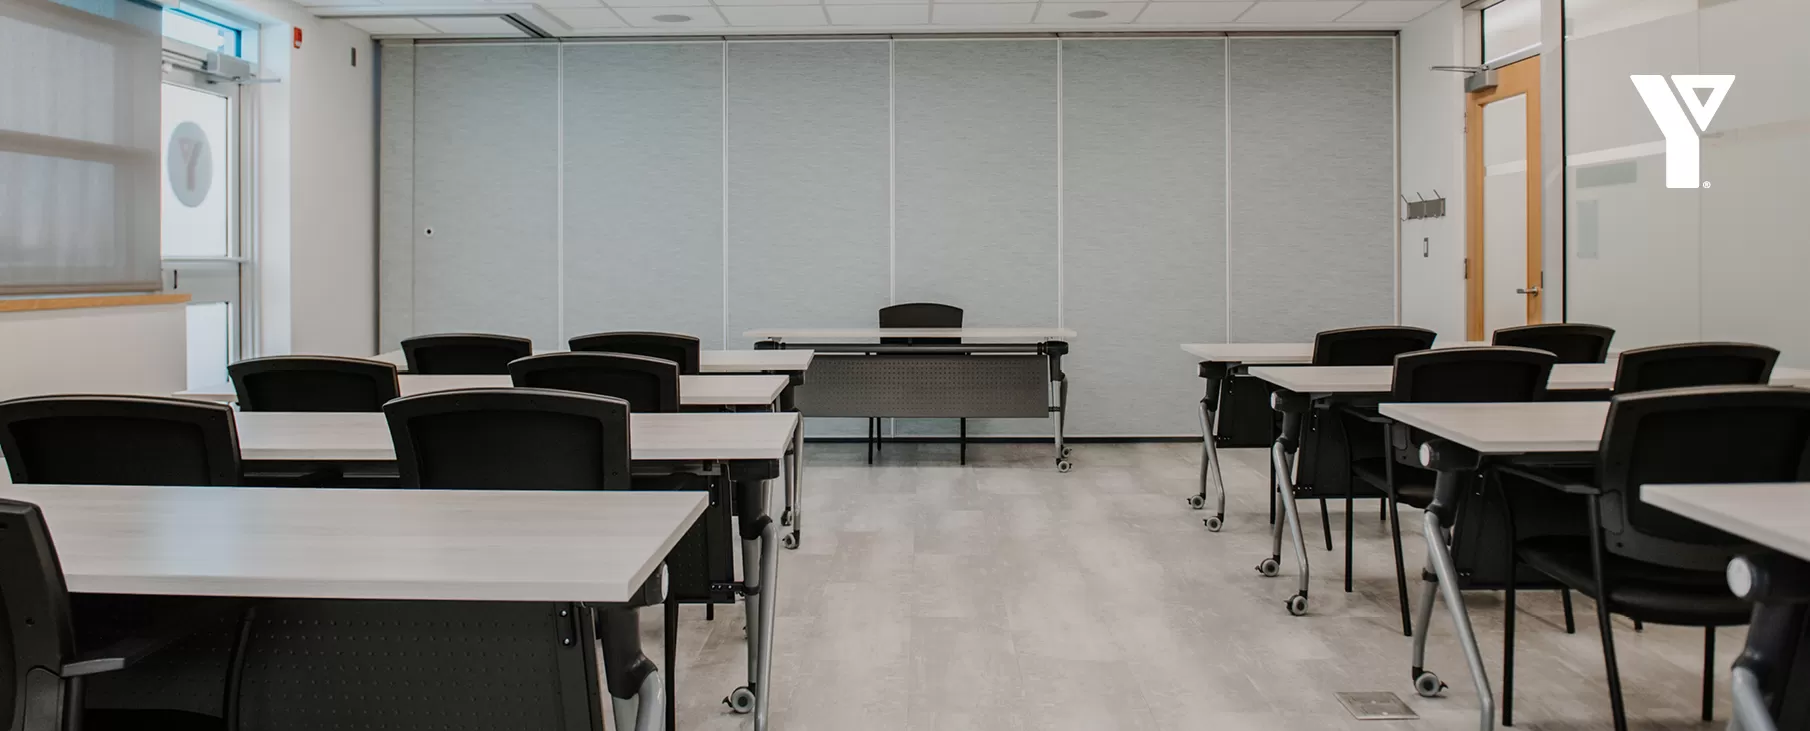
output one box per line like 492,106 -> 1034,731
1516,286 -> 1541,295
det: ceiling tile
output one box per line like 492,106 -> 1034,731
826,3 -> 927,23
1235,0 -> 1359,23
341,16 -> 438,34
931,3 -> 1034,23
720,4 -> 828,24
531,0 -> 607,8
547,5 -> 629,28
714,0 -> 820,6
825,0 -> 925,4
1034,2 -> 1143,22
418,15 -> 525,33
613,5 -> 727,25
296,0 -> 372,8
1337,0 -> 1442,22
1133,1 -> 1247,22
605,0 -> 702,8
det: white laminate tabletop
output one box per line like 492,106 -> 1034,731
744,327 -> 1076,342
177,374 -> 788,407
1251,364 -> 1810,394
0,483 -> 706,603
1378,401 -> 1609,455
233,411 -> 799,463
370,349 -> 816,374
1642,483 -> 1810,563
1180,343 -> 1315,365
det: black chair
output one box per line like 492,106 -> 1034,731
0,498 -> 227,730
1499,385 -> 1810,729
875,303 -> 965,462
568,332 -> 701,376
0,396 -> 241,486
1310,325 -> 1438,366
1612,342 -> 1779,394
400,333 -> 533,375
1345,347 -> 1560,634
1492,323 -> 1616,363
228,356 -> 400,412
508,352 -> 680,414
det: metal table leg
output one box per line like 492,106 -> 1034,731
724,477 -> 781,731
1193,380 -> 1228,532
781,418 -> 803,550
1407,449 -> 1494,731
1257,392 -> 1310,616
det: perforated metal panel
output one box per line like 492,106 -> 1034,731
795,354 -> 1050,418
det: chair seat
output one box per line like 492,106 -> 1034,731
1516,535 -> 1750,626
85,709 -> 223,731
1351,458 -> 1437,509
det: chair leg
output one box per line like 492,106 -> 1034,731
1319,498 -> 1333,551
1388,497 -> 1412,637
959,418 -> 967,465
1504,559 -> 1518,727
665,590 -> 679,731
1344,491 -> 1355,593
1561,589 -> 1576,634
1703,627 -> 1716,722
1587,501 -> 1629,731
1633,619 -> 1644,632
1381,499 -> 1387,521
867,418 -> 875,465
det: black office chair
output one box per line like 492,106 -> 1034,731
1310,325 -> 1438,366
1344,347 -> 1560,633
400,333 -> 533,375
1612,342 -> 1779,394
568,332 -> 702,376
228,356 -> 400,412
875,303 -> 965,462
1492,323 -> 1616,363
0,498 -> 227,730
1499,385 -> 1810,730
508,352 -> 680,414
0,396 -> 241,486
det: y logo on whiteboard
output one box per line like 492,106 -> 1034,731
1630,75 -> 1735,189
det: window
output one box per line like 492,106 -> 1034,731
160,3 -> 257,61
1482,0 -> 1541,66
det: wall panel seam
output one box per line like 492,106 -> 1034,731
721,40 -> 730,347
556,45 -> 566,343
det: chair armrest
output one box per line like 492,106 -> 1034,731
66,598 -> 249,677
1496,464 -> 1601,495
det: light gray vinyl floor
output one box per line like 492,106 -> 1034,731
646,442 -> 1740,730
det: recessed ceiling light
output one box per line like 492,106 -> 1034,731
1067,9 -> 1108,18
653,13 -> 691,22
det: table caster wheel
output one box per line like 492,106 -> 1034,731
1187,494 -> 1207,510
1256,558 -> 1280,577
782,532 -> 799,550
1285,593 -> 1308,616
1414,671 -> 1447,698
780,507 -> 793,527
724,686 -> 756,714
1204,515 -> 1224,532
1056,460 -> 1073,473
1062,447 -> 1073,457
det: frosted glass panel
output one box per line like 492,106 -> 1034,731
185,302 -> 229,390
1482,95 -> 1528,334
161,83 -> 231,258
1482,0 -> 1540,63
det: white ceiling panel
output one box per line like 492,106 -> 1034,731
1236,0 -> 1360,23
932,2 -> 1036,23
604,0 -> 702,8
341,16 -> 438,33
720,4 -> 828,24
547,5 -> 628,28
419,15 -> 526,32
826,3 -> 928,24
1034,2 -> 1144,23
525,0 -> 606,8
1132,1 -> 1248,23
715,0 -> 820,6
612,4 -> 728,25
1338,0 -> 1442,22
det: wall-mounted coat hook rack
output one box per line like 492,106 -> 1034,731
1401,190 -> 1447,221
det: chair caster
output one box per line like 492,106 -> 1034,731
1414,671 -> 1447,698
1203,515 -> 1224,532
723,686 -> 756,714
1256,558 -> 1280,577
1187,494 -> 1207,510
782,532 -> 799,550
780,507 -> 793,527
1056,459 -> 1073,473
1285,593 -> 1309,616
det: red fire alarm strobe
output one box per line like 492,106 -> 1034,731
293,27 -> 302,49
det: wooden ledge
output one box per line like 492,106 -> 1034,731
0,293 -> 191,314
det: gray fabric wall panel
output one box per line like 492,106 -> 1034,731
562,44 -> 726,348
378,42 -> 414,352
411,45 -> 560,346
1062,39 -> 1227,436
1226,38 -> 1396,342
724,41 -> 891,438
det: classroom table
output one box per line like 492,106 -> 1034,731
0,482 -> 705,731
748,327 -> 1076,471
372,348 -> 817,375
229,409 -> 797,731
1644,483 -> 1810,731
177,373 -> 790,408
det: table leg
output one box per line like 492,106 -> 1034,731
1264,441 -> 1311,616
599,603 -> 668,731
782,417 -> 803,550
726,477 -> 780,731
1194,385 -> 1228,533
1410,467 -> 1496,731
1051,374 -> 1072,473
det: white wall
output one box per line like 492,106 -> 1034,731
1397,0 -> 1467,342
0,304 -> 186,401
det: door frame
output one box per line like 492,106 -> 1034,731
1465,55 -> 1543,340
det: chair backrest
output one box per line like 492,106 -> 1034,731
1612,342 -> 1779,395
0,499 -> 78,730
879,303 -> 963,345
384,388 -> 632,491
567,332 -> 701,375
1491,323 -> 1616,364
1310,326 -> 1437,366
401,334 -> 533,375
1596,386 -> 1810,570
0,396 -> 241,486
508,353 -> 680,413
1391,346 -> 1557,403
228,356 -> 401,412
